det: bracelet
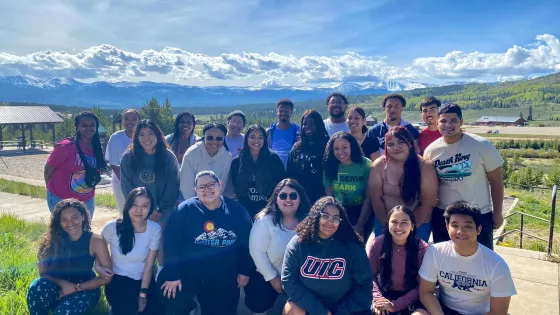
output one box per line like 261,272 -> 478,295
139,292 -> 147,298
140,288 -> 149,294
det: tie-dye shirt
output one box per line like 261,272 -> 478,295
46,139 -> 97,201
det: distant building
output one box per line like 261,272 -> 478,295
365,116 -> 377,127
475,116 -> 526,126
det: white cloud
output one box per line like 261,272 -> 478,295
0,34 -> 559,85
412,34 -> 560,79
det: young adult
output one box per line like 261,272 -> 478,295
246,179 -> 311,314
225,110 -> 246,159
44,111 -> 106,216
369,126 -> 438,241
106,109 -> 141,211
366,94 -> 420,155
230,125 -> 286,218
418,96 -> 442,155
419,201 -> 516,315
267,98 -> 301,168
324,92 -> 350,136
120,120 -> 180,224
180,123 -> 233,199
281,196 -> 373,315
158,171 -> 253,315
287,109 -> 330,204
366,206 -> 430,315
102,187 -> 163,314
424,104 -> 504,250
165,111 -> 199,164
27,199 -> 112,315
347,106 -> 380,161
324,132 -> 373,238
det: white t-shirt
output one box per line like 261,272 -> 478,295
323,118 -> 350,136
101,219 -> 162,280
105,130 -> 133,185
249,214 -> 297,281
424,133 -> 504,214
419,241 -> 516,315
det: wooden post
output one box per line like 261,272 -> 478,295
52,123 -> 56,147
29,124 -> 34,148
21,124 -> 26,152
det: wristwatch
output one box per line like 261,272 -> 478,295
139,288 -> 148,297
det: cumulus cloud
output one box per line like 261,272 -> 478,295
0,34 -> 559,84
412,34 -> 560,79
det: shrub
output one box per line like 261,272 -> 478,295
508,166 -> 544,187
545,160 -> 560,187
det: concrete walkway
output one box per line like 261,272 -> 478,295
0,191 -> 558,315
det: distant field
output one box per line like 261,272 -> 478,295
464,126 -> 560,138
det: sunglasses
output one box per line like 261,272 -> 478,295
278,192 -> 299,200
205,135 -> 224,142
320,212 -> 342,224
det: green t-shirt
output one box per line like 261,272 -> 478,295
323,156 -> 372,206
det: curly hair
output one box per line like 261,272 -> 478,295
117,187 -> 155,255
256,178 -> 311,229
296,196 -> 362,244
38,199 -> 92,271
379,206 -> 420,292
323,132 -> 364,181
326,92 -> 349,105
381,93 -> 407,108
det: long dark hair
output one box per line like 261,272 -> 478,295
294,110 -> 329,152
348,107 -> 369,134
237,125 -> 274,188
73,111 -> 106,170
256,178 -> 311,230
384,126 -> 421,205
117,187 -> 155,255
168,111 -> 196,151
38,199 -> 91,270
323,132 -> 364,181
199,122 -> 229,151
129,120 -> 169,178
296,196 -> 362,244
380,206 -> 419,292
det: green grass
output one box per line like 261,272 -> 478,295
0,214 -> 109,314
0,179 -> 116,209
475,133 -> 560,139
498,188 -> 560,254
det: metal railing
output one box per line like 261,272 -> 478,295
494,184 -> 557,255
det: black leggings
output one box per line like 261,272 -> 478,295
157,266 -> 240,315
244,270 -> 284,313
105,274 -> 163,315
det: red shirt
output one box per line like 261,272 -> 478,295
419,128 -> 442,155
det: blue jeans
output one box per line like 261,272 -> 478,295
374,219 -> 432,242
47,191 -> 95,218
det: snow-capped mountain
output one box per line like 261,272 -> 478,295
0,75 -> 432,108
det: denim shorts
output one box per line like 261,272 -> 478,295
47,191 -> 95,218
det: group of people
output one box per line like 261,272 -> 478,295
29,92 -> 517,315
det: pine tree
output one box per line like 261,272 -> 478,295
528,105 -> 533,121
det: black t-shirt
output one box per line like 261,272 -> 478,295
360,134 -> 380,159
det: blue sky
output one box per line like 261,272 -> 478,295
1,0 -> 559,86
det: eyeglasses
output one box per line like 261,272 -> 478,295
196,181 -> 217,191
320,212 -> 342,224
205,135 -> 224,142
278,192 -> 299,200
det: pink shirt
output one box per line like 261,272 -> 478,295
46,139 -> 96,201
366,234 -> 429,312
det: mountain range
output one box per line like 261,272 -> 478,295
0,75 -> 438,108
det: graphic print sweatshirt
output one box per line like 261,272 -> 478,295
281,236 -> 373,315
163,196 -> 253,281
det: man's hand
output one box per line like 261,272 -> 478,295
493,211 -> 504,229
237,274 -> 250,288
58,280 -> 77,299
